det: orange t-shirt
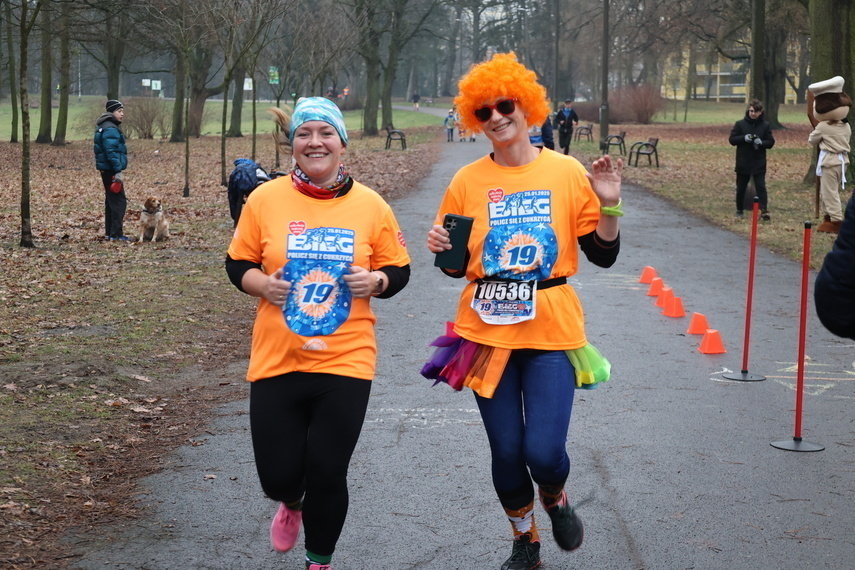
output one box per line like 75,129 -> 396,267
435,149 -> 600,350
228,177 -> 410,381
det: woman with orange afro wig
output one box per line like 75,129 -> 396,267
425,52 -> 624,570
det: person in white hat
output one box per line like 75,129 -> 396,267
807,75 -> 851,234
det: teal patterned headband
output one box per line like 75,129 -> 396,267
289,97 -> 348,145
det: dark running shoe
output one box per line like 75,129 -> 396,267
761,210 -> 771,221
546,498 -> 584,551
500,533 -> 540,570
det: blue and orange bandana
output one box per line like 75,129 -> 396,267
289,97 -> 349,145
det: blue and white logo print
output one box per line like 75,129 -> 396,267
483,189 -> 557,280
283,226 -> 354,336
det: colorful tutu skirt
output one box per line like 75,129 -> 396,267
420,322 -> 611,398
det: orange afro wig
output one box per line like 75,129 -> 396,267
454,52 -> 550,134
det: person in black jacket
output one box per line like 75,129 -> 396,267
553,99 -> 579,155
94,99 -> 129,241
528,116 -> 554,150
728,99 -> 775,220
814,191 -> 855,340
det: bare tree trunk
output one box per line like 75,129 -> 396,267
381,41 -> 402,129
356,0 -> 381,137
763,25 -> 787,129
188,47 -> 224,138
19,0 -> 44,248
5,0 -> 19,143
184,83 -> 190,197
220,75 -> 231,185
440,5 -> 462,97
35,4 -> 51,144
749,0 -> 765,102
228,64 -> 246,138
105,10 -> 126,100
683,47 -> 695,123
599,0 -> 610,151
170,48 -> 186,142
552,0 -> 559,110
251,66 -> 258,160
52,0 -> 70,146
469,0 -> 483,63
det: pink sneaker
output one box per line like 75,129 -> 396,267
306,564 -> 332,570
270,503 -> 302,552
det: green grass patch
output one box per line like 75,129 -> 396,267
0,96 -> 443,141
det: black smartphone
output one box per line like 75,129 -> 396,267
433,214 -> 474,271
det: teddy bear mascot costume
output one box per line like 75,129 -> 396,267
807,76 -> 852,234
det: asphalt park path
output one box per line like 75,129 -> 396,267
72,108 -> 855,569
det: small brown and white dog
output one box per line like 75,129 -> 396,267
138,196 -> 170,243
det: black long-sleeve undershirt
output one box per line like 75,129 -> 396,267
225,255 -> 410,299
440,230 -> 620,279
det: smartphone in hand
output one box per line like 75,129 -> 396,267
434,214 -> 474,271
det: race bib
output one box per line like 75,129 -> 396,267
471,279 -> 536,325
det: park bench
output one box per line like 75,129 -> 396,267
629,137 -> 660,167
385,126 -> 407,150
603,130 -> 626,155
574,123 -> 593,142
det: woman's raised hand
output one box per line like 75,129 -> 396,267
588,155 -> 623,206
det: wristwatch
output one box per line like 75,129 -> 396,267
372,273 -> 384,295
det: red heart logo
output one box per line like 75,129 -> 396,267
289,220 -> 306,235
488,188 -> 504,203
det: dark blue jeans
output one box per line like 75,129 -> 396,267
474,349 -> 576,509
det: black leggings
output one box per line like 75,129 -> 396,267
735,172 -> 768,212
250,372 -> 371,557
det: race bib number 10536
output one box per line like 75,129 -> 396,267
471,279 -> 536,325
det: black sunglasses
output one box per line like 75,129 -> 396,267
473,98 -> 518,122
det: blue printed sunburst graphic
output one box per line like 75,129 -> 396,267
483,225 -> 557,280
283,260 -> 352,336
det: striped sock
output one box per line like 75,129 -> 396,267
503,501 -> 540,542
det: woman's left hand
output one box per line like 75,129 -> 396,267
344,265 -> 380,299
588,155 -> 623,206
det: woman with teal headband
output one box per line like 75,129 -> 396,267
226,96 -> 411,569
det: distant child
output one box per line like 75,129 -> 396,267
444,110 -> 456,142
808,76 -> 851,234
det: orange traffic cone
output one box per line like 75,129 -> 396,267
687,312 -> 709,334
663,296 -> 686,318
646,277 -> 664,296
655,287 -> 673,308
639,266 -> 657,284
699,329 -> 726,354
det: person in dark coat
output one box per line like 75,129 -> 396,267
728,99 -> 775,220
528,116 -> 555,150
94,99 -> 129,241
553,99 -> 579,155
814,191 -> 855,340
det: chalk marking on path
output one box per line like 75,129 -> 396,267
364,408 -> 482,429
